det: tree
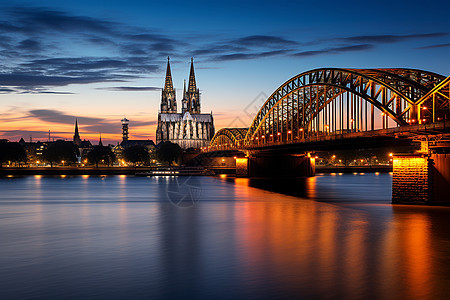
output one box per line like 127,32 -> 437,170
0,141 -> 27,167
87,146 -> 116,168
157,142 -> 182,166
123,145 -> 150,166
43,141 -> 78,167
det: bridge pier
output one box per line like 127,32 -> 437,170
392,144 -> 450,205
241,154 -> 314,178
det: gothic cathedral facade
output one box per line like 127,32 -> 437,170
156,58 -> 215,149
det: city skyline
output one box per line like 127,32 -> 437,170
1,0 -> 450,144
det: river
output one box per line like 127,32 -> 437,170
0,173 -> 449,299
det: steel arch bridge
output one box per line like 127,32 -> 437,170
208,128 -> 248,150
243,68 -> 448,147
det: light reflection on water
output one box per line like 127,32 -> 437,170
0,174 -> 449,299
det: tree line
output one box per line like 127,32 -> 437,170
0,140 -> 183,167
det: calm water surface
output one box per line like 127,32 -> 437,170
0,174 -> 449,300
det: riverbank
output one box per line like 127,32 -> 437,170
315,165 -> 392,173
0,165 -> 393,176
0,167 -> 151,176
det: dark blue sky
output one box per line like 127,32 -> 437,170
1,0 -> 449,142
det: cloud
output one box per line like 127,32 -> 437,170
17,39 -> 41,51
0,72 -> 127,87
98,86 -> 162,91
0,6 -> 174,92
415,43 -> 450,49
6,7 -> 117,35
20,57 -> 159,73
26,109 -> 157,134
0,87 -> 16,93
292,44 -> 374,57
19,89 -> 75,95
336,33 -> 448,44
213,50 -> 289,61
28,109 -> 105,125
233,35 -> 298,47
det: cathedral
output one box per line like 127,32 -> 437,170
156,58 -> 215,149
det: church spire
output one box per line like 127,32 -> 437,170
187,57 -> 197,93
164,56 -> 174,92
73,118 -> 81,146
74,119 -> 79,136
161,56 -> 177,113
99,133 -> 103,147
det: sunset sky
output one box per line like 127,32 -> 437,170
1,0 -> 450,144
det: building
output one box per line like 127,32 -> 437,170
113,118 -> 156,161
156,57 -> 215,149
72,119 -> 93,160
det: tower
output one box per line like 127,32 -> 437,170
156,57 -> 214,148
161,57 -> 177,113
121,117 -> 129,141
99,133 -> 103,146
73,119 -> 81,146
182,57 -> 200,114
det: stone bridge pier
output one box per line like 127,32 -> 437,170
237,154 -> 315,178
392,141 -> 450,205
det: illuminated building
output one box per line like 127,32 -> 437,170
156,57 -> 215,149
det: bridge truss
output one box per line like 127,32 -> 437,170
208,128 -> 248,151
244,68 -> 448,147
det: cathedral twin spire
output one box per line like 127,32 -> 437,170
161,57 -> 200,114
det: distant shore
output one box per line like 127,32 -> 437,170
0,167 -> 152,176
0,165 -> 393,176
315,165 -> 392,173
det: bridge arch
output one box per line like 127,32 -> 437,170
209,128 -> 248,150
245,68 -> 447,145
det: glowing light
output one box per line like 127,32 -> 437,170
277,132 -> 281,136
287,130 -> 292,134
389,153 -> 393,157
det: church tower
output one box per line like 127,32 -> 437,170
161,57 -> 177,113
156,57 -> 214,148
121,117 -> 129,141
73,119 -> 81,146
182,58 -> 200,114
